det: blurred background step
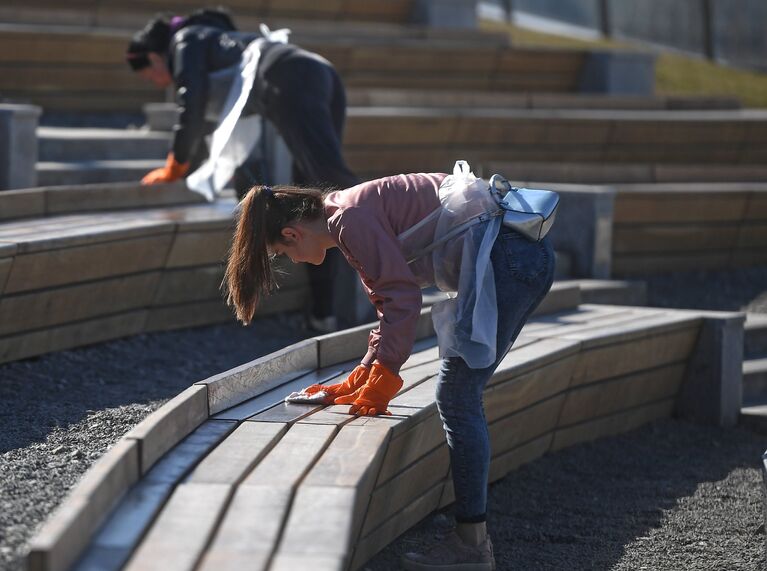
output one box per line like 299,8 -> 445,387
36,159 -> 164,186
742,357 -> 767,407
745,313 -> 767,359
37,127 -> 171,162
557,279 -> 647,306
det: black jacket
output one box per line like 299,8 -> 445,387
167,26 -> 301,164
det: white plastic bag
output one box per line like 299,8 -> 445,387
397,161 -> 503,368
186,25 -> 290,201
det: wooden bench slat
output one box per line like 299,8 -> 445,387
558,362 -> 686,426
185,422 -> 287,485
123,483 -> 231,571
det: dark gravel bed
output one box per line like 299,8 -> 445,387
0,314 -> 307,571
366,419 -> 766,571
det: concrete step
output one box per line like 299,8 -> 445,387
739,404 -> 767,433
743,357 -> 767,406
38,127 -> 171,162
36,160 -> 164,186
745,313 -> 767,360
558,279 -> 647,306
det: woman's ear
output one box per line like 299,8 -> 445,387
280,226 -> 300,243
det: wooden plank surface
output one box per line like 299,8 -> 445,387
185,422 -> 287,485
568,326 -> 698,386
484,353 -> 577,423
164,229 -> 231,268
0,272 -> 160,335
352,481 -> 444,569
612,224 -> 740,254
76,421 -> 235,570
0,309 -> 148,365
552,399 -> 675,451
197,339 -> 317,415
123,483 -> 231,571
488,395 -> 566,459
212,365 -> 349,421
151,266 -> 223,305
302,424 -> 391,488
362,443 -> 449,536
3,233 -> 174,293
241,423 -> 337,488
558,362 -> 686,426
125,385 -> 209,475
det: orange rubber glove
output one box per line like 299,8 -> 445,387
141,153 -> 189,185
303,364 -> 370,404
335,362 -> 403,416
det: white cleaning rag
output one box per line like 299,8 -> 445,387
285,390 -> 332,405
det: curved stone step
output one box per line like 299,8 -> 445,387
745,313 -> 767,359
743,357 -> 767,406
38,127 -> 172,162
26,303 -> 741,571
37,160 -> 164,186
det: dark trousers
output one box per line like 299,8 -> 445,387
235,55 -> 359,322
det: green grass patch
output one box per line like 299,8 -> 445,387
481,20 -> 767,108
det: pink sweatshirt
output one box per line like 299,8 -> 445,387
324,173 -> 447,374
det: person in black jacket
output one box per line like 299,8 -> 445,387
126,10 -> 360,332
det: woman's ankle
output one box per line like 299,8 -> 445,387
456,521 -> 488,547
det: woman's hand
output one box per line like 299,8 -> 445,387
303,364 -> 370,404
335,362 -> 403,416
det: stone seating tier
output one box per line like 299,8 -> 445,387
540,182 -> 767,279
26,299 -> 743,571
0,193 -> 309,364
341,108 -> 767,179
1,25 -> 593,112
35,107 -> 767,187
0,0 -> 421,29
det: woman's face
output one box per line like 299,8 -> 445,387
138,53 -> 173,88
271,225 -> 327,266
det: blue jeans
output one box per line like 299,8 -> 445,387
435,226 -> 555,522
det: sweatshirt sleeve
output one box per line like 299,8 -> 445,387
334,206 -> 423,374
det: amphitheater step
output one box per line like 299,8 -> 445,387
745,313 -> 767,359
482,161 -> 767,184
37,160 -> 164,186
558,279 -> 647,306
739,404 -> 767,434
742,358 -> 767,406
38,127 -> 171,162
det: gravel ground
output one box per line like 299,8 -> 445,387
0,313 -> 308,571
1,266 -> 766,571
367,419 -> 766,571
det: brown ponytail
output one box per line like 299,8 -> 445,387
223,185 -> 325,325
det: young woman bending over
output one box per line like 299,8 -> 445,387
224,171 -> 555,570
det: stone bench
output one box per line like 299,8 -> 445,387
343,108 -> 767,179
25,297 -> 743,571
0,26 -> 631,112
0,195 -> 309,364
535,182 -> 767,278
482,161 -> 767,184
0,0 -> 420,29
